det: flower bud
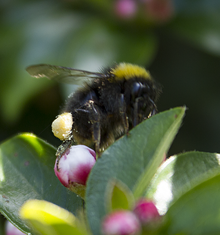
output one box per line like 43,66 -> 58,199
5,221 -> 25,235
54,145 -> 96,198
102,210 -> 141,235
133,199 -> 160,225
114,0 -> 137,19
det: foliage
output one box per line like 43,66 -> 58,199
0,133 -> 83,234
1,0 -> 220,234
1,107 -> 220,235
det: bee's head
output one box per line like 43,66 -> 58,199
127,79 -> 159,126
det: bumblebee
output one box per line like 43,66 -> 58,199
26,63 -> 160,161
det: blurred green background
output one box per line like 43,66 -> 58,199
1,0 -> 220,157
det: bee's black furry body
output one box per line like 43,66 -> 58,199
63,74 -> 159,151
26,62 -> 160,157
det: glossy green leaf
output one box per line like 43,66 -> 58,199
20,200 -> 86,235
146,152 -> 220,215
86,107 -> 185,235
132,108 -> 185,198
163,171 -> 220,235
106,179 -> 134,212
0,133 -> 83,234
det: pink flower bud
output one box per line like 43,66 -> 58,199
54,145 -> 96,187
114,0 -> 137,19
102,210 -> 141,235
133,199 -> 160,225
5,221 -> 25,235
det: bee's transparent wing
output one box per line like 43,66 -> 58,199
26,64 -> 105,85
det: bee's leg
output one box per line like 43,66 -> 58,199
133,97 -> 143,127
120,94 -> 129,135
89,101 -> 101,156
148,98 -> 157,117
133,99 -> 138,127
55,137 -> 75,170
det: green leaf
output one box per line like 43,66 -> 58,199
163,171 -> 220,235
20,200 -> 87,235
0,133 -> 83,234
146,152 -> 220,215
132,108 -> 185,198
86,107 -> 185,235
106,179 -> 134,212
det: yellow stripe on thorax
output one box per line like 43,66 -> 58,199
111,63 -> 151,80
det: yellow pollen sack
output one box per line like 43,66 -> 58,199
111,63 -> 151,80
51,112 -> 73,141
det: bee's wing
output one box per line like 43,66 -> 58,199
26,64 -> 105,85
